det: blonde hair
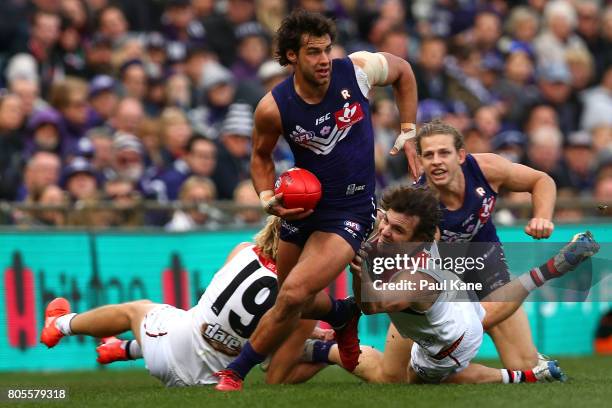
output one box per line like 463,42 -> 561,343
179,176 -> 217,201
254,216 -> 281,261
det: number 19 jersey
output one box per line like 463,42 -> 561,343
189,245 -> 278,377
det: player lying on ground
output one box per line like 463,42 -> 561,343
304,186 -> 599,384
40,217 -> 328,386
215,9 -> 420,391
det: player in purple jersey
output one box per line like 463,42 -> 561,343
214,10 -> 419,391
414,120 -> 557,371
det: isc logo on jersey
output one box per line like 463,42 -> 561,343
202,323 -> 242,356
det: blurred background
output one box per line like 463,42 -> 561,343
0,0 -> 611,371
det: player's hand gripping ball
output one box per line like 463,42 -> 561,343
274,168 -> 322,211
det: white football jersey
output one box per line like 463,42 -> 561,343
167,245 -> 278,384
387,242 -> 485,356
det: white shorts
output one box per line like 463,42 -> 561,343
410,302 -> 485,383
139,305 -> 221,387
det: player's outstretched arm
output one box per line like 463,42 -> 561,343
474,153 -> 557,239
251,93 -> 313,220
349,51 -> 420,179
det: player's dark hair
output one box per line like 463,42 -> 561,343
415,119 -> 465,155
275,9 -> 336,66
380,186 -> 441,242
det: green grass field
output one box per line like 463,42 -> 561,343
1,356 -> 611,408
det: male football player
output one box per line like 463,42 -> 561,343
40,216 -> 327,386
214,9 -> 420,390
305,186 -> 598,384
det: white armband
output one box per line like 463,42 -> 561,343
349,51 -> 389,87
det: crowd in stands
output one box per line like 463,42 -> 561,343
0,0 -> 610,229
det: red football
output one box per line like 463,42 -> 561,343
274,167 -> 322,211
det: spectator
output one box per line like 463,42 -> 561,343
580,66 -> 612,130
535,63 -> 582,134
558,130 -> 595,192
471,10 -> 503,58
494,49 -> 539,124
102,177 -> 143,227
97,5 -> 129,44
49,77 -> 91,144
233,180 -> 263,225
473,105 -> 501,140
88,75 -> 118,127
199,61 -> 237,130
159,107 -> 192,167
212,103 -> 253,199
9,76 -> 46,120
111,97 -> 145,134
500,6 -> 539,57
110,132 -> 167,205
12,9 -> 63,93
525,125 -> 565,185
523,103 -> 560,135
257,59 -> 290,93
83,33 -> 114,78
412,36 -> 451,102
0,94 -> 27,200
534,0 -> 589,66
231,22 -> 270,82
492,130 -> 527,164
137,118 -> 164,170
25,107 -> 63,156
591,125 -> 612,154
119,59 -> 147,101
565,47 -> 595,91
202,0 -> 257,66
165,176 -> 220,231
19,184 -> 68,227
161,0 -> 206,51
165,73 -> 191,109
61,157 -> 99,201
87,127 -> 114,173
108,132 -> 146,184
16,151 -> 61,202
158,134 -> 217,200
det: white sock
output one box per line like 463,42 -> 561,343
55,313 -> 77,335
125,340 -> 143,359
518,273 -> 538,293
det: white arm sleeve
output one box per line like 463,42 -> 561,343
349,51 -> 390,97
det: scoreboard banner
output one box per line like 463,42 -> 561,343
1,226 -> 611,371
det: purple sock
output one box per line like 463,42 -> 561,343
227,341 -> 267,379
320,296 -> 350,329
312,340 -> 336,364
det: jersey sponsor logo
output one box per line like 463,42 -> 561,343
201,323 -> 242,356
478,196 -> 496,224
476,187 -> 486,197
344,220 -> 362,232
290,125 -> 316,144
334,102 -> 364,130
281,219 -> 299,234
346,183 -> 366,195
341,89 -> 351,100
315,112 -> 331,126
343,227 -> 358,239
